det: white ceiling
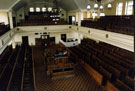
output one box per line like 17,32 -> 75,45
0,0 -> 20,11
0,0 -> 114,12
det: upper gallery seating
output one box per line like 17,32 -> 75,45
18,12 -> 67,26
0,22 -> 10,36
69,38 -> 134,91
81,15 -> 134,35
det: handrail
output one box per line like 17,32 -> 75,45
6,48 -> 21,90
21,48 -> 27,91
32,47 -> 37,91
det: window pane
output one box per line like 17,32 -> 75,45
125,1 -> 133,15
48,7 -> 52,12
116,3 -> 123,15
29,7 -> 34,12
42,7 -> 46,12
36,7 -> 40,12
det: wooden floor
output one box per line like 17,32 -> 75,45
32,46 -> 103,91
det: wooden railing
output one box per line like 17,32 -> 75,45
21,48 -> 27,91
32,47 -> 37,90
6,48 -> 21,90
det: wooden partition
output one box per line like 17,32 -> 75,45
83,63 -> 103,85
106,81 -> 120,91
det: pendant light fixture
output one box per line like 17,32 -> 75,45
99,1 -> 103,9
53,0 -> 60,13
94,0 -> 98,9
87,4 -> 91,10
107,3 -> 112,8
94,3 -> 98,8
107,0 -> 112,8
99,4 -> 103,9
87,0 -> 91,10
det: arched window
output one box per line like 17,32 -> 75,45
116,3 -> 123,15
48,7 -> 52,12
42,7 -> 46,12
29,7 -> 34,12
125,1 -> 133,15
36,7 -> 40,12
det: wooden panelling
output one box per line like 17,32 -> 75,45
106,81 -> 120,91
84,63 -> 103,85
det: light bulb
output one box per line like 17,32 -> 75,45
94,3 -> 98,8
108,3 -> 112,8
87,4 -> 91,9
100,5 -> 103,9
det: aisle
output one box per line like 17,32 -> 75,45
32,46 -> 103,91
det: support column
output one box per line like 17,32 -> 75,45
12,36 -> 16,49
8,10 -> 13,29
78,12 -> 81,26
78,33 -> 83,44
87,11 -> 90,18
78,34 -> 81,44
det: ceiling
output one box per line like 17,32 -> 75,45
0,0 -> 114,12
0,0 -> 19,11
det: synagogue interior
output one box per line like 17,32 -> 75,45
0,0 -> 134,91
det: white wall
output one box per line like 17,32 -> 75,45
60,9 -> 67,21
14,25 -> 134,52
67,10 -> 77,23
72,25 -> 134,52
16,7 -> 25,23
104,0 -> 133,15
0,12 -> 9,24
14,31 -> 78,45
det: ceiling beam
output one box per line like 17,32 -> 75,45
72,0 -> 81,11
8,0 -> 21,11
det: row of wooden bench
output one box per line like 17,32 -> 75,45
69,38 -> 134,91
18,12 -> 67,26
0,44 -> 35,90
0,45 -> 20,90
81,15 -> 134,35
0,23 -> 10,36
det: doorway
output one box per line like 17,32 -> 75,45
61,34 -> 66,42
13,17 -> 16,27
69,16 -> 76,25
22,36 -> 28,46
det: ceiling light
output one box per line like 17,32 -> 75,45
99,5 -> 103,9
87,4 -> 91,10
94,3 -> 98,8
108,3 -> 112,8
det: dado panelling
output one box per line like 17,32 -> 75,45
72,26 -> 134,52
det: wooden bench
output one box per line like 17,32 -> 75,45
98,55 -> 121,78
106,81 -> 120,91
51,68 -> 74,78
115,79 -> 133,91
83,63 -> 103,85
123,76 -> 134,89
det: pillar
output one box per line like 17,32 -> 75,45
12,36 -> 16,49
8,10 -> 13,29
87,11 -> 90,18
78,12 -> 81,26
